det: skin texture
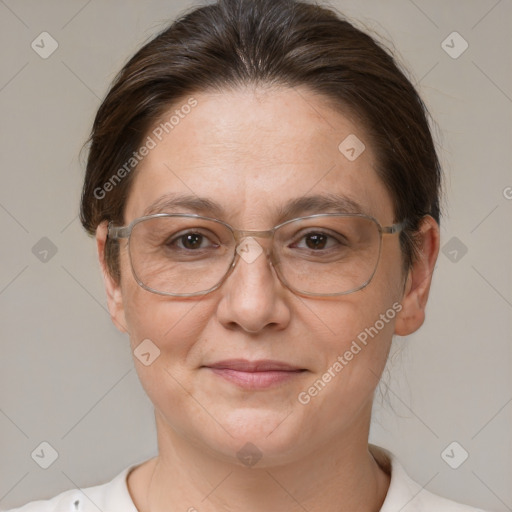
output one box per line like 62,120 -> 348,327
95,86 -> 440,512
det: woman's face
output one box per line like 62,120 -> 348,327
101,86 -> 416,465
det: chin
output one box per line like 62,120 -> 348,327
201,407 -> 309,467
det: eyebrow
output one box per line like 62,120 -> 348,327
142,192 -> 368,222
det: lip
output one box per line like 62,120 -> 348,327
204,359 -> 306,390
206,359 -> 303,372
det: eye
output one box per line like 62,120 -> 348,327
292,230 -> 345,251
168,230 -> 220,251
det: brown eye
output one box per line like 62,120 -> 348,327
179,233 -> 206,250
304,233 -> 329,250
166,230 -> 220,251
292,230 -> 344,251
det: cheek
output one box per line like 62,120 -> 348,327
295,303 -> 396,437
297,261 -> 403,407
117,249 -> 203,348
316,291 -> 398,371
120,269 -> 218,396
123,289 -> 209,354
121,290 -> 212,418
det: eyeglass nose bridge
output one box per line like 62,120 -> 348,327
230,227 -> 279,260
221,228 -> 291,297
226,226 -> 288,281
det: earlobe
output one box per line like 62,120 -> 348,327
394,215 -> 440,337
96,221 -> 128,333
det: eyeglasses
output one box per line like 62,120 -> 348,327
107,213 -> 406,298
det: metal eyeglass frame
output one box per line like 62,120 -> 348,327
107,212 -> 407,298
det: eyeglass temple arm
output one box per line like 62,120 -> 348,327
107,222 -> 131,240
382,220 -> 407,235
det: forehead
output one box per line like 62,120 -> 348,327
124,86 -> 394,227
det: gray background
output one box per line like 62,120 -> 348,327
0,0 -> 511,510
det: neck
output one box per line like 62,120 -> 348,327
133,409 -> 391,512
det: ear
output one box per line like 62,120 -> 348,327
394,215 -> 440,336
96,221 -> 128,333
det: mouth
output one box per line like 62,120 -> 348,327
203,359 -> 307,390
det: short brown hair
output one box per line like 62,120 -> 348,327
80,0 -> 442,281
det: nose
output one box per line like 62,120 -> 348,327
214,237 -> 291,334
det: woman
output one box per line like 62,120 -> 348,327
7,0 -> 490,510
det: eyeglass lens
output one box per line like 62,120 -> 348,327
127,215 -> 381,296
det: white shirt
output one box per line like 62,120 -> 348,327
3,446 -> 488,512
